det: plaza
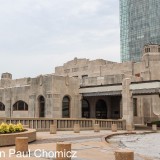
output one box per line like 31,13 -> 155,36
0,129 -> 159,160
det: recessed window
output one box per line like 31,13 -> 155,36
72,68 -> 79,72
133,98 -> 137,116
64,69 -> 70,73
0,102 -> 5,111
13,101 -> 28,111
62,96 -> 70,118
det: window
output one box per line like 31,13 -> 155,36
135,73 -> 140,77
133,98 -> 138,116
82,75 -> 88,83
38,96 -> 45,117
13,101 -> 28,111
0,102 -> 5,111
64,69 -> 70,74
72,68 -> 79,72
62,96 -> 70,118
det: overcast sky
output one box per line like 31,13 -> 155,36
0,0 -> 120,79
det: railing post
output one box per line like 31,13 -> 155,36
92,119 -> 95,129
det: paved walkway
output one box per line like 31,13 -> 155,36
0,130 -> 156,160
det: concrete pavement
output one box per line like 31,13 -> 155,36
0,130 -> 155,160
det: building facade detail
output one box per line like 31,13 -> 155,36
0,45 -> 160,125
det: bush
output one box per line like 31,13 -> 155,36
0,123 -> 24,134
151,121 -> 160,127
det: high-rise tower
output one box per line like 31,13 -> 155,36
120,0 -> 160,62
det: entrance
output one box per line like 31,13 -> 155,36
96,99 -> 107,119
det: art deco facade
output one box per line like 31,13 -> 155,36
0,45 -> 160,128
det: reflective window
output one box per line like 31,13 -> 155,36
120,0 -> 160,62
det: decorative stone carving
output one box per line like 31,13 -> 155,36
65,76 -> 69,86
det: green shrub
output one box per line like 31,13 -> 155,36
0,123 -> 24,134
8,123 -> 15,132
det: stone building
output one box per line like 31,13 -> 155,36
0,44 -> 160,128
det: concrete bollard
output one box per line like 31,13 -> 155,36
73,124 -> 80,133
15,137 -> 28,153
115,149 -> 134,160
94,124 -> 100,132
23,125 -> 29,128
50,124 -> 57,134
152,124 -> 157,131
56,142 -> 71,160
111,124 -> 117,132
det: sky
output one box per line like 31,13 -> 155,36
0,0 -> 120,79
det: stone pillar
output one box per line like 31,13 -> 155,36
152,124 -> 157,131
15,137 -> 28,153
122,78 -> 134,130
56,142 -> 71,160
35,99 -> 39,118
111,124 -> 117,132
28,95 -> 36,117
73,95 -> 82,118
52,94 -> 61,118
152,95 -> 160,117
50,124 -> 57,134
73,124 -> 80,133
45,96 -> 53,118
115,149 -> 134,160
5,99 -> 11,117
94,124 -> 100,132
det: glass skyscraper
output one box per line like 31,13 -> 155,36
120,0 -> 160,62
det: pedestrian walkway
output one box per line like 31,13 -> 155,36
0,130 -> 155,160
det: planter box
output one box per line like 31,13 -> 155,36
0,129 -> 36,147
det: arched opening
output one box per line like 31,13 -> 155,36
62,96 -> 70,118
96,99 -> 107,119
13,101 -> 28,111
0,102 -> 5,111
38,96 -> 45,117
82,99 -> 90,118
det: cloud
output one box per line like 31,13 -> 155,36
0,0 -> 120,78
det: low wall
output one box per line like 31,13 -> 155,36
0,129 -> 36,147
3,118 -> 126,131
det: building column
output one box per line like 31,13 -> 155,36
28,95 -> 36,117
5,99 -> 12,117
122,78 -> 134,130
52,94 -> 61,118
152,95 -> 160,119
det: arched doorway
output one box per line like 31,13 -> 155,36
82,99 -> 90,118
62,96 -> 70,118
96,99 -> 107,119
38,96 -> 45,117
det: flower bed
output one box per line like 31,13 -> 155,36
0,123 -> 36,146
0,123 -> 24,134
